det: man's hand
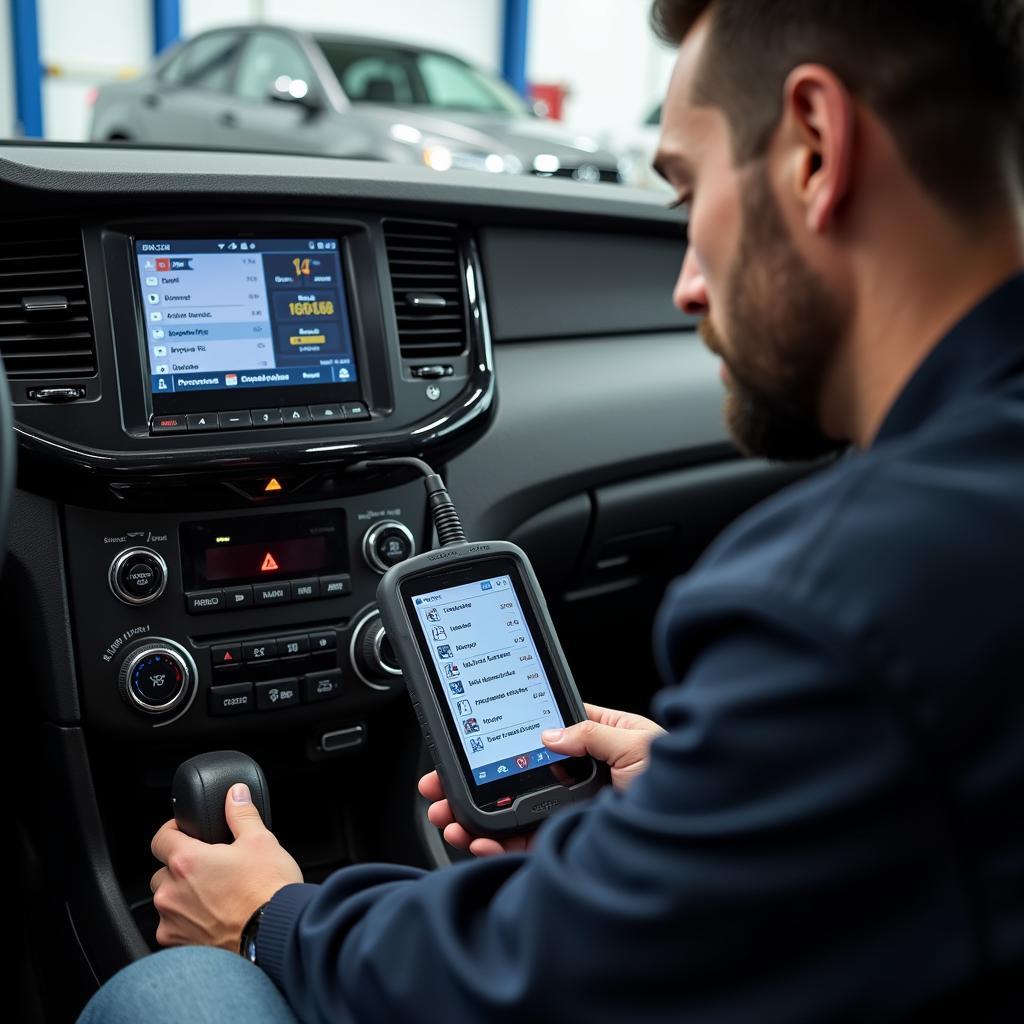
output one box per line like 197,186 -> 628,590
419,702 -> 665,857
149,782 -> 304,951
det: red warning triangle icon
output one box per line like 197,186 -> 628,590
261,552 -> 280,572
222,650 -> 234,662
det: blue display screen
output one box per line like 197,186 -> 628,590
135,238 -> 358,396
412,573 -> 570,787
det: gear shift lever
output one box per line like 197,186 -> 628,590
172,750 -> 272,845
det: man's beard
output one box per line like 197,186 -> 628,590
700,163 -> 846,462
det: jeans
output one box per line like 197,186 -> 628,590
76,946 -> 301,1024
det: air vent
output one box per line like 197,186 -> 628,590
384,220 -> 469,358
0,219 -> 97,379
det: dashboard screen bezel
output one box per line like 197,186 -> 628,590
130,231 -> 367,416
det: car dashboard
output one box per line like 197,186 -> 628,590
1,143 -> 811,1019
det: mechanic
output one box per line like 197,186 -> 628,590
78,2 -> 1024,1021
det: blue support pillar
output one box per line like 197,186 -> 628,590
153,0 -> 180,54
11,0 -> 43,138
501,0 -> 530,97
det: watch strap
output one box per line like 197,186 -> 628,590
239,902 -> 267,963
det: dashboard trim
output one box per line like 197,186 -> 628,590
11,232 -> 495,482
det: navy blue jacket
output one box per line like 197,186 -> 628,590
256,273 -> 1024,1022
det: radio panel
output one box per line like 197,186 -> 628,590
62,481 -> 424,739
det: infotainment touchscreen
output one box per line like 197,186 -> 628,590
134,238 -> 357,399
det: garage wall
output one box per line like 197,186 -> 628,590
0,4 -> 14,137
182,0 -> 502,70
38,0 -> 151,140
528,0 -> 676,145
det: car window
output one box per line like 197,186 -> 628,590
318,40 -> 527,115
235,32 -> 316,104
417,53 -> 525,114
163,32 -> 244,93
338,55 -> 416,105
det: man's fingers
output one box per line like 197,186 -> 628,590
150,866 -> 168,894
467,836 -> 510,857
542,719 -> 649,767
151,818 -> 193,866
418,771 -> 444,802
426,798 -> 455,829
442,822 -> 475,851
584,702 -> 663,734
224,783 -> 269,841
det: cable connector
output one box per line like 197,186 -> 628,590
349,457 -> 467,548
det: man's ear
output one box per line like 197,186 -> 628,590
780,64 -> 856,234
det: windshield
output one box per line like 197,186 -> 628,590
2,6 -> 680,191
316,41 -> 530,116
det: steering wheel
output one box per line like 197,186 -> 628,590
0,358 -> 15,573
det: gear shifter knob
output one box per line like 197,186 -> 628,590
172,750 -> 272,845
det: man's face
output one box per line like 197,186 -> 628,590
655,16 -> 846,461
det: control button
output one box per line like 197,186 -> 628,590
303,669 -> 342,703
208,682 -> 254,716
28,386 -> 86,402
218,410 -> 252,430
151,414 -> 187,435
291,577 -> 320,601
223,585 -> 254,609
251,408 -> 283,428
410,366 -> 454,380
256,678 -> 300,711
109,547 -> 168,606
278,634 -> 310,658
309,630 -> 336,653
281,406 -> 311,425
243,639 -> 277,662
496,796 -> 513,808
186,413 -> 219,432
320,725 -> 365,752
351,610 -> 403,692
310,404 -> 344,423
255,582 -> 291,605
362,521 -> 416,574
319,574 -> 352,597
186,590 -> 225,614
211,643 -> 242,668
117,639 -> 197,718
341,402 -> 370,420
131,653 -> 185,705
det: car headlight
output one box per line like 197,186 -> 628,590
388,126 -> 521,175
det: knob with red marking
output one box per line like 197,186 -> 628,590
117,638 -> 197,717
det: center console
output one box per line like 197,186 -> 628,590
10,209 -> 495,746
65,484 -> 421,751
7,207 -> 496,980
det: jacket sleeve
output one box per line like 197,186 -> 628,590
255,585 -> 971,1024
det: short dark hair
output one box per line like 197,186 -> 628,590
651,1 -> 1024,223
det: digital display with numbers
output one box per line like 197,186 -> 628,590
134,238 -> 358,396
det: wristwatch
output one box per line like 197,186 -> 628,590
239,902 -> 267,964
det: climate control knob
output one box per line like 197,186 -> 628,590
350,610 -> 403,691
109,547 -> 168,606
117,639 -> 197,717
362,520 -> 415,574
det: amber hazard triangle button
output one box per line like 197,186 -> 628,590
264,477 -> 283,492
261,552 -> 280,572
